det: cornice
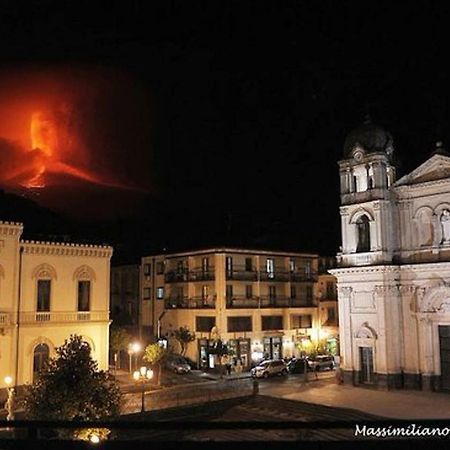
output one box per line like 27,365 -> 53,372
329,265 -> 399,275
21,240 -> 113,258
0,221 -> 24,236
394,178 -> 450,193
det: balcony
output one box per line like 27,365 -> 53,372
259,271 -> 290,282
164,296 -> 216,309
188,268 -> 215,282
226,296 -> 314,308
19,311 -> 109,324
165,269 -> 215,283
289,271 -> 318,282
226,296 -> 259,308
226,266 -> 258,281
164,271 -> 188,283
258,270 -> 317,282
0,312 -> 11,326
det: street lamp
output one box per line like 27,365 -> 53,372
128,342 -> 142,373
4,376 -> 15,421
133,366 -> 153,413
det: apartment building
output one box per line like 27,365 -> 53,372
140,248 -> 321,369
0,220 -> 112,392
317,256 -> 339,355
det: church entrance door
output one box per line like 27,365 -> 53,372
359,346 -> 374,384
439,326 -> 450,390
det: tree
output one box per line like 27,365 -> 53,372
143,343 -> 170,387
23,335 -> 121,427
109,327 -> 131,372
172,326 -> 195,357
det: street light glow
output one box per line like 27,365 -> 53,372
90,434 -> 100,444
131,342 -> 141,353
4,376 -> 13,386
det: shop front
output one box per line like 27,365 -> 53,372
228,338 -> 251,368
198,338 -> 216,369
263,334 -> 283,360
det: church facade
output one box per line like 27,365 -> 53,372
330,119 -> 450,391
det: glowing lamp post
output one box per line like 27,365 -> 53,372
4,376 -> 15,422
128,342 -> 142,374
133,366 -> 153,413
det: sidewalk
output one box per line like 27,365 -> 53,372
196,370 -> 252,381
274,378 -> 450,419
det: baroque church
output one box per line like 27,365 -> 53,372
330,118 -> 450,391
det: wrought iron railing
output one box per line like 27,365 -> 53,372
164,296 -> 216,309
165,269 -> 215,283
226,296 -> 314,308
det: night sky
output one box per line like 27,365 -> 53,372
1,1 -> 450,263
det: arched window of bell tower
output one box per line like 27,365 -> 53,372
356,215 -> 371,253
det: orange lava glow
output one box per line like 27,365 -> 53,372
31,111 -> 57,157
0,67 -> 150,197
21,108 -> 116,189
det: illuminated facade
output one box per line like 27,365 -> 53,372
317,257 -> 339,355
0,220 -> 112,391
140,248 -> 323,369
331,118 -> 450,390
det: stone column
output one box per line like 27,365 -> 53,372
400,285 -> 420,388
337,286 -> 353,383
417,312 -> 434,390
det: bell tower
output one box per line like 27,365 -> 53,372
337,116 -> 398,266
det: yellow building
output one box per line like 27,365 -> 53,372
0,220 -> 112,391
141,248 -> 322,369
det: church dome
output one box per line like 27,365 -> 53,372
343,117 -> 394,159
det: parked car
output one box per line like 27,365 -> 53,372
251,359 -> 288,378
307,355 -> 335,371
287,358 -> 312,374
165,355 -> 191,374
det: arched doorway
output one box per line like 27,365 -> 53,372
33,343 -> 49,382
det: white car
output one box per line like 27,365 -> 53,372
251,359 -> 288,378
307,355 -> 335,371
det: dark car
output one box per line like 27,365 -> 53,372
287,358 -> 312,374
165,355 -> 191,374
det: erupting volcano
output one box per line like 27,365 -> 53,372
24,109 -> 106,189
0,66 -> 153,218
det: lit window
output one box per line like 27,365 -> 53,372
156,287 -> 164,299
289,258 -> 296,272
143,264 -> 151,276
226,256 -> 233,274
266,258 -> 274,279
